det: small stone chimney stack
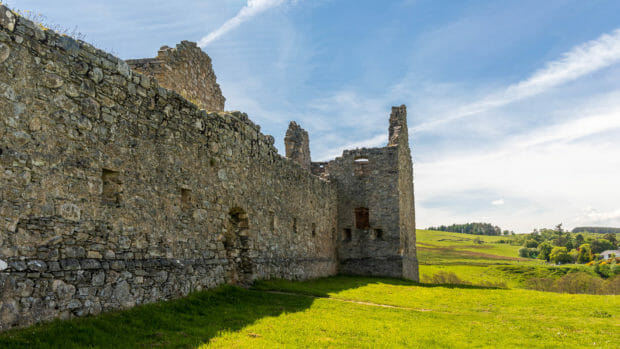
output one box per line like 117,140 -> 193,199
284,121 -> 311,170
388,104 -> 408,147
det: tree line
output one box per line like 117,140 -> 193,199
427,222 -> 513,236
516,224 -> 619,277
572,226 -> 620,234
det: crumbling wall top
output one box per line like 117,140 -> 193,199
284,121 -> 311,171
388,104 -> 408,147
127,41 -> 225,111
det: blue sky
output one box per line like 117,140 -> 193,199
8,0 -> 620,233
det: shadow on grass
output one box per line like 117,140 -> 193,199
253,274 -> 505,299
0,276 -> 385,349
0,285 -> 317,349
0,275 -> 505,348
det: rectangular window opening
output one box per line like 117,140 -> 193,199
373,228 -> 383,240
269,211 -> 275,231
312,223 -> 316,237
102,168 -> 121,207
293,218 -> 297,234
181,188 -> 192,211
354,207 -> 370,229
343,228 -> 352,241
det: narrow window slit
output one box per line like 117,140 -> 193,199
354,207 -> 369,229
102,168 -> 121,207
343,228 -> 352,241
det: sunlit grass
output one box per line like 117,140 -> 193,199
1,230 -> 617,348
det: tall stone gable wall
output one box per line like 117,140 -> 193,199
0,7 -> 337,331
391,105 -> 418,279
126,41 -> 225,111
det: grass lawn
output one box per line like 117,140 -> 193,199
416,229 -> 527,264
1,230 -> 617,348
1,276 -> 617,348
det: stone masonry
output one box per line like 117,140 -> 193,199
0,6 -> 417,331
284,121 -> 311,171
126,41 -> 225,111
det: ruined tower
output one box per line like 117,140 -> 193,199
316,105 -> 418,280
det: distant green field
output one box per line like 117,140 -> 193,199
416,229 -> 601,288
416,229 -> 527,265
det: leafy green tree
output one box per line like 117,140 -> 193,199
590,239 -> 615,253
594,263 -> 612,278
550,247 -> 572,264
518,247 -> 529,258
602,233 -> 617,248
519,247 -> 538,258
569,249 -> 579,263
537,242 -> 553,261
524,239 -> 539,248
577,244 -> 593,264
575,234 -> 585,247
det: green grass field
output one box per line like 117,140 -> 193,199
416,229 -> 599,288
1,277 -> 617,348
0,230 -> 618,348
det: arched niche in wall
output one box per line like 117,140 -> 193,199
225,207 -> 253,286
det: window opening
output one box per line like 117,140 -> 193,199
354,157 -> 370,176
102,169 -> 121,207
343,228 -> 352,241
354,207 -> 370,229
180,188 -> 192,211
373,228 -> 384,240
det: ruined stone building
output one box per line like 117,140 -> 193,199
0,6 -> 417,330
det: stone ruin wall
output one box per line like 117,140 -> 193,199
391,106 -> 418,279
284,121 -> 311,171
0,6 -> 338,331
126,41 -> 225,111
325,147 -> 403,277
310,106 -> 418,279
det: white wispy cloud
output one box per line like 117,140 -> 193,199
491,199 -> 504,206
198,0 -> 290,47
575,207 -> 620,225
416,103 -> 620,232
413,28 -> 620,132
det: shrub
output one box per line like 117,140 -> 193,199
524,239 -> 539,248
423,271 -> 465,285
594,263 -> 612,278
601,274 -> 620,294
525,272 -> 619,295
577,244 -> 593,264
550,247 -> 572,264
590,239 -> 614,253
518,247 -> 538,258
552,272 -> 603,294
537,242 -> 553,261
